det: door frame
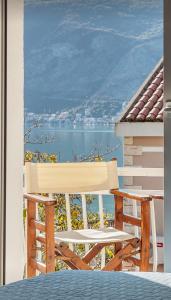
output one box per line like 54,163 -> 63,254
0,0 -> 7,285
0,0 -> 24,284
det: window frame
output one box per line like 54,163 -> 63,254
0,0 -> 24,284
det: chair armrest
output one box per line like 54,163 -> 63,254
112,189 -> 151,237
111,189 -> 152,202
24,193 -> 57,205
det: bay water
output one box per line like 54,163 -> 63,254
25,123 -> 123,215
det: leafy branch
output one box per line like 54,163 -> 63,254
72,143 -> 121,162
24,118 -> 56,145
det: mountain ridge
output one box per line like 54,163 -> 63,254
24,0 -> 163,114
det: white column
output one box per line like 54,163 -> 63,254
5,0 -> 24,283
164,0 -> 171,272
0,0 -> 6,285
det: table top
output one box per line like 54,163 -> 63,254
0,271 -> 171,300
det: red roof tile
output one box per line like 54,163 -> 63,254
121,62 -> 164,122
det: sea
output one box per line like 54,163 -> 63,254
25,122 -> 123,215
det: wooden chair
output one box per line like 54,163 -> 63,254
24,160 -> 151,278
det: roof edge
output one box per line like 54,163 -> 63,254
116,57 -> 163,123
115,122 -> 163,137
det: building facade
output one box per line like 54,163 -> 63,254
116,59 -> 163,191
115,59 -> 164,265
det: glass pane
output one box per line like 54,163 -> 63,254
24,0 -> 163,273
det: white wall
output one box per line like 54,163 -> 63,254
0,0 -> 5,284
5,0 -> 24,283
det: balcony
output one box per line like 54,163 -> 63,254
2,0 -> 171,298
23,163 -> 164,276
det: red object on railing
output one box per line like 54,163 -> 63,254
157,242 -> 163,248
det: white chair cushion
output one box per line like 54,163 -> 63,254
55,228 -> 134,244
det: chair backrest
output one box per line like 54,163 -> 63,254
25,161 -> 119,194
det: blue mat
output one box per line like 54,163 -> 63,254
0,271 -> 171,300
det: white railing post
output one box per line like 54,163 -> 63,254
65,193 -> 73,250
164,0 -> 171,272
98,194 -> 105,269
36,202 -> 41,271
150,199 -> 158,272
132,200 -> 139,271
81,194 -> 89,253
132,201 -> 139,237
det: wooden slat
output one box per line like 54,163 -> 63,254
31,220 -> 45,232
55,248 -> 78,270
56,243 -> 92,270
115,195 -> 123,230
27,200 -> 36,278
121,189 -> 163,199
38,233 -> 80,262
140,201 -> 150,271
114,195 -> 123,271
55,255 -> 72,261
24,193 -> 57,204
122,215 -> 141,227
36,235 -> 45,244
83,243 -> 111,264
30,258 -> 46,273
112,190 -> 151,202
124,256 -> 140,267
103,238 -> 140,271
45,203 -> 55,273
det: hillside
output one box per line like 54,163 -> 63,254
24,0 -> 163,114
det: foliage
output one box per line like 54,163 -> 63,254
25,151 -> 57,163
24,119 -> 56,145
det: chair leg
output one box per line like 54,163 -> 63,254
114,195 -> 124,270
140,201 -> 150,271
82,243 -> 111,264
56,243 -> 92,270
45,202 -> 56,273
114,243 -> 123,271
102,238 -> 140,271
27,200 -> 36,278
55,248 -> 78,270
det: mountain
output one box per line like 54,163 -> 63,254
24,0 -> 163,114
